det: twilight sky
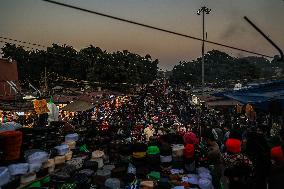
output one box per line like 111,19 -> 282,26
0,0 -> 283,70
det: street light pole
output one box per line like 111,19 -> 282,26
197,6 -> 211,94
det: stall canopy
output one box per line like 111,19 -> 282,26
214,80 -> 284,110
62,100 -> 95,112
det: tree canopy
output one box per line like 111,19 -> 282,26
1,43 -> 159,89
170,50 -> 281,86
2,44 -> 280,90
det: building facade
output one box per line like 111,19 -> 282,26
0,58 -> 20,100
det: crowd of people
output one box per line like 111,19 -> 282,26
71,80 -> 284,189
3,80 -> 283,189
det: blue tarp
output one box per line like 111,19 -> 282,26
213,80 -> 284,110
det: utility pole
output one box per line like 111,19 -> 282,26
197,6 -> 211,94
44,66 -> 47,96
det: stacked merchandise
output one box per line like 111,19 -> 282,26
0,129 -> 216,189
18,125 -> 63,153
0,131 -> 81,189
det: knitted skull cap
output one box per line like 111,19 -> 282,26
147,171 -> 160,181
271,146 -> 284,161
147,146 -> 160,155
183,132 -> 199,145
92,150 -> 105,159
159,142 -> 172,156
184,144 -> 194,159
225,138 -> 241,153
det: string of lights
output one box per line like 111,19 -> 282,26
43,0 -> 274,58
0,40 -> 39,50
0,39 -> 79,60
0,36 -> 46,48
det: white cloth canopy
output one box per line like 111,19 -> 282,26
47,103 -> 59,124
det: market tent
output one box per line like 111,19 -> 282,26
62,100 -> 95,112
214,80 -> 284,111
223,80 -> 284,104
